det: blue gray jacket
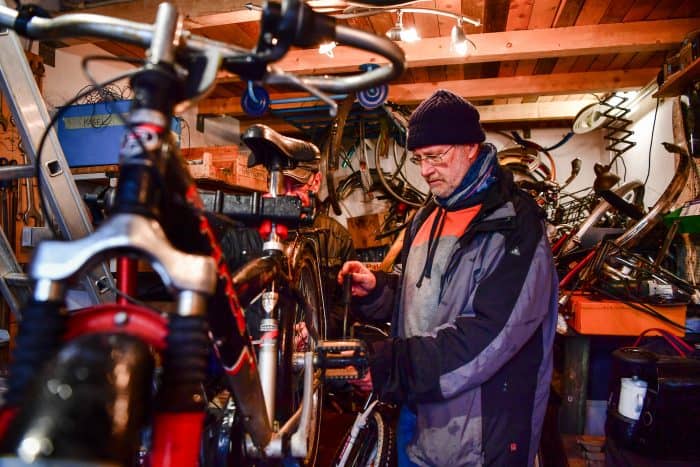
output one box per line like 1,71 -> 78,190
356,166 -> 558,466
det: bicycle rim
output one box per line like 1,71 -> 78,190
277,246 -> 325,465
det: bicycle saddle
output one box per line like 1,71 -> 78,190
243,124 -> 320,171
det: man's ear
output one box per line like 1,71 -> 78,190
467,144 -> 480,162
308,171 -> 322,193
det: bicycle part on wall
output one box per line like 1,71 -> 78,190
374,112 -> 426,209
356,118 -> 373,198
674,96 -> 700,205
558,144 -> 691,292
558,180 -> 648,257
320,94 -> 354,216
572,102 -> 608,134
585,240 -> 700,306
497,143 -> 555,184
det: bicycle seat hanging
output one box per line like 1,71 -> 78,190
243,124 -> 320,172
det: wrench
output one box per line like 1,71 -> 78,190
17,146 -> 43,226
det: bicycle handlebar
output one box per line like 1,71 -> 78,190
0,0 -> 405,97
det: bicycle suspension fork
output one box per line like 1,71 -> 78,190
1,5 -> 216,465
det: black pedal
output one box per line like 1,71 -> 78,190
315,339 -> 368,381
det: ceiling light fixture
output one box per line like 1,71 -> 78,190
345,6 -> 478,55
247,1 -> 480,57
450,20 -> 471,56
385,10 -> 420,43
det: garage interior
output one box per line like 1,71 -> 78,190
0,0 -> 700,465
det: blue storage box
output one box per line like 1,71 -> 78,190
57,100 -> 181,167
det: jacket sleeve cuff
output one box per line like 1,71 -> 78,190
355,271 -> 388,306
368,338 -> 398,403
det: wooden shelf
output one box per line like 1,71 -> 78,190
654,55 -> 700,98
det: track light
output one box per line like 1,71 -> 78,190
385,23 -> 402,41
450,21 -> 470,56
385,11 -> 420,43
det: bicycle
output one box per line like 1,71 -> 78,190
0,1 -> 404,465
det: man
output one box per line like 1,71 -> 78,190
338,90 -> 558,466
283,158 -> 357,339
219,151 -> 356,339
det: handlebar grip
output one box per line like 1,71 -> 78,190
343,274 -> 353,305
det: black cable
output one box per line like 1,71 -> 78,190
643,97 -> 661,186
618,155 -> 627,183
35,60 -> 144,237
590,284 -> 691,332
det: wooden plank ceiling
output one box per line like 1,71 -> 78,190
73,0 -> 700,135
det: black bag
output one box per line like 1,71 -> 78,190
606,328 -> 700,461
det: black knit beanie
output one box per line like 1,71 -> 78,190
407,89 -> 486,150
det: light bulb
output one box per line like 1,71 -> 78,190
385,24 -> 403,41
450,24 -> 470,56
400,27 -> 420,42
318,41 -> 337,57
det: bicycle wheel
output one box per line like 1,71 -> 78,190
332,403 -> 396,467
277,242 -> 326,465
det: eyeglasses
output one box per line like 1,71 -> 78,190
409,145 -> 454,165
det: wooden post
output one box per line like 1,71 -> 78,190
559,334 -> 590,434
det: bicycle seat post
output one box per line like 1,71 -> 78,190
263,155 -> 285,254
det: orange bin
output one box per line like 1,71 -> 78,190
566,293 -> 686,336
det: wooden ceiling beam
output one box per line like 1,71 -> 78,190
199,68 -> 654,116
215,18 -> 700,81
60,0 -> 250,23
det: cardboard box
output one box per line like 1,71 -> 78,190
183,145 -> 268,192
567,293 -> 686,336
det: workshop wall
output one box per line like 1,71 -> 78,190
42,45 -> 679,219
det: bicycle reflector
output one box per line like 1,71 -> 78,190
357,64 -> 388,110
241,83 -> 270,117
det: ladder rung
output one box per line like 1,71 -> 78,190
4,273 -> 30,286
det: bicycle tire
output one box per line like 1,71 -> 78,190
276,242 -> 326,465
332,404 -> 395,467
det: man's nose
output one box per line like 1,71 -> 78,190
420,161 -> 435,178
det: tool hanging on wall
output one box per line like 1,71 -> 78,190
320,95 -> 354,215
357,118 -> 373,199
0,93 -> 8,132
17,142 -> 42,227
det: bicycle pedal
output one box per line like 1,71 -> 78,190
317,339 -> 367,353
315,339 -> 368,379
324,367 -> 362,381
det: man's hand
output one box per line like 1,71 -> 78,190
350,369 -> 373,394
293,322 -> 309,351
338,260 -> 377,297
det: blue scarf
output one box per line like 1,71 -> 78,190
415,143 -> 499,287
436,142 -> 498,210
